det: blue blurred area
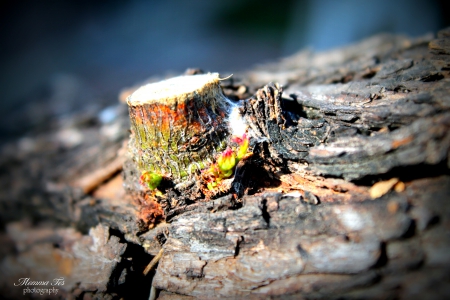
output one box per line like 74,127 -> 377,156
284,0 -> 444,53
0,0 -> 447,140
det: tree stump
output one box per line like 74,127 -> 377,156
1,28 -> 450,299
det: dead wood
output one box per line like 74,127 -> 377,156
1,28 -> 450,299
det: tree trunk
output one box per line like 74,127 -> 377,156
1,28 -> 450,299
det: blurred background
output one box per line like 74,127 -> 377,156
0,0 -> 448,144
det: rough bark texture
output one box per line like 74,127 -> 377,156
1,28 -> 450,299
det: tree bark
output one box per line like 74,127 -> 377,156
1,28 -> 450,299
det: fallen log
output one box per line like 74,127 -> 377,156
1,28 -> 450,299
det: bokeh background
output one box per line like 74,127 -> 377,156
1,0 -> 448,144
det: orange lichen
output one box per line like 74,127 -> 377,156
369,178 -> 400,199
391,136 -> 414,149
138,200 -> 164,229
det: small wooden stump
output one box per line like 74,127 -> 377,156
126,73 -> 232,183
